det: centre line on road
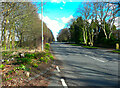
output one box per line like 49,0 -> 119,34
89,56 -> 105,62
85,55 -> 105,62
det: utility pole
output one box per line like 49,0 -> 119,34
47,27 -> 48,43
41,0 -> 44,51
0,2 -> 3,86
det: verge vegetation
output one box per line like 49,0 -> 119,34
112,50 -> 120,54
1,43 -> 55,86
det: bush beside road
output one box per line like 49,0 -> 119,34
0,43 -> 55,86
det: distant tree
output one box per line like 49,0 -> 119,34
69,17 -> 84,44
57,28 -> 70,42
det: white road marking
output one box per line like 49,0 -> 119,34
85,55 -> 87,56
85,55 -> 105,62
89,56 -> 105,62
61,79 -> 68,88
56,66 -> 68,87
56,66 -> 60,72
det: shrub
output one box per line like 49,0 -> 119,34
34,52 -> 46,59
0,64 -> 5,69
20,64 -> 26,70
46,52 -> 51,56
50,55 -> 54,60
45,56 -> 50,60
44,56 -> 50,63
17,57 -> 32,64
45,43 -> 50,50
44,59 -> 48,63
32,63 -> 38,68
39,57 -> 44,61
25,53 -> 35,58
45,50 -> 49,52
8,70 -> 13,75
5,77 -> 12,81
95,37 -> 118,48
2,51 -> 14,56
4,59 -> 9,64
14,65 -> 30,71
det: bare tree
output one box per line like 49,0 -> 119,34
77,2 -> 92,45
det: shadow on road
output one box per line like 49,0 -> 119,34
56,59 -> 119,87
51,44 -> 119,61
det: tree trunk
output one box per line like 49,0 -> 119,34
103,23 -> 108,39
19,32 -> 23,47
83,28 -> 86,44
88,31 -> 92,46
8,29 -> 12,49
11,28 -> 15,49
1,28 -> 4,45
91,29 -> 94,46
95,26 -> 99,40
85,27 -> 88,45
108,32 -> 112,39
3,27 -> 7,50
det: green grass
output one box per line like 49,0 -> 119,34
70,44 -> 81,46
70,44 -> 98,49
82,46 -> 98,49
112,50 -> 120,53
2,51 -> 14,56
0,64 -> 5,69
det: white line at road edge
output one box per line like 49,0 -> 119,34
85,55 -> 105,62
61,79 -> 68,88
56,66 -> 60,72
56,66 -> 68,88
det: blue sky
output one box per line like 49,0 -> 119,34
34,0 -> 82,41
33,0 -> 120,41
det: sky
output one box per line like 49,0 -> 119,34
35,0 -> 82,41
0,0 -> 119,41
33,0 -> 120,41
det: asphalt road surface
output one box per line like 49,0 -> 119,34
50,42 -> 119,87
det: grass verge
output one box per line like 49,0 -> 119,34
70,44 -> 98,49
1,43 -> 54,86
82,46 -> 98,49
112,50 -> 120,54
70,44 -> 81,46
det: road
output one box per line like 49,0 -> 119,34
49,42 -> 119,87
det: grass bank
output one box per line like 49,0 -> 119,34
0,43 -> 55,86
70,44 -> 98,49
112,50 -> 120,54
70,43 -> 120,54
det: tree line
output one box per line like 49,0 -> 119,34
0,2 -> 54,50
57,2 -> 120,48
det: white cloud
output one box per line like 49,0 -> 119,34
51,0 -> 61,3
51,0 -> 67,3
63,1 -> 66,4
51,0 -> 57,2
61,15 -> 74,23
88,19 -> 92,23
70,0 -> 72,2
55,18 -> 60,20
39,14 -> 65,41
60,7 -> 63,9
114,17 -> 120,29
